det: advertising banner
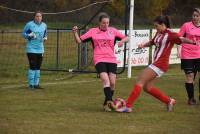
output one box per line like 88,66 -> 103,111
115,30 -> 150,67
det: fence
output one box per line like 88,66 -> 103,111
0,28 -> 182,79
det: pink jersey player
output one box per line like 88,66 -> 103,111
178,8 -> 200,105
72,13 -> 129,112
179,21 -> 200,59
80,27 -> 126,65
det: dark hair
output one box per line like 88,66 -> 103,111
154,15 -> 170,28
98,13 -> 110,22
193,8 -> 200,14
34,10 -> 43,17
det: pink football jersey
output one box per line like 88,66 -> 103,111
80,27 -> 126,65
179,22 -> 200,59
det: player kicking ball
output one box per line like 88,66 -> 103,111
72,13 -> 129,111
116,15 -> 198,113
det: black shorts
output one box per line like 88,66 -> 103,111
181,59 -> 200,74
27,53 -> 43,70
95,62 -> 117,74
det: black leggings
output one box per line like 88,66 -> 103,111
27,53 -> 43,70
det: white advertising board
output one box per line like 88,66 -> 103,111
115,30 -> 150,67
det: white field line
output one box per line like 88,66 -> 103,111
0,77 -> 130,90
0,73 -> 183,90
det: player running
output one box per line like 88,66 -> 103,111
72,13 -> 129,111
116,15 -> 197,113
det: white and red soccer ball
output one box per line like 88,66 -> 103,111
113,97 -> 126,109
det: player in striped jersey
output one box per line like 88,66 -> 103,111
177,8 -> 200,105
116,15 -> 197,113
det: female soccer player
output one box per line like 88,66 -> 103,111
22,11 -> 47,89
177,8 -> 200,105
72,13 -> 129,111
116,15 -> 197,113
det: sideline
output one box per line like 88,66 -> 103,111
0,77 -> 131,90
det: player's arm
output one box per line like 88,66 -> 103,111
180,37 -> 197,45
138,32 -> 158,48
177,45 -> 181,58
117,36 -> 129,47
138,41 -> 153,48
178,23 -> 187,37
170,32 -> 197,45
72,26 -> 82,44
22,23 -> 31,39
177,23 -> 186,57
113,28 -> 129,47
43,25 -> 48,41
22,23 -> 36,40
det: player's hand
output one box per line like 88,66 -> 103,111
43,37 -> 47,42
72,26 -> 78,33
28,32 -> 36,39
118,41 -> 124,47
138,43 -> 145,49
177,45 -> 181,58
193,40 -> 200,45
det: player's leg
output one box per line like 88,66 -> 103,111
34,53 -> 43,89
185,73 -> 196,104
108,63 -> 117,99
181,59 -> 196,105
126,66 -> 158,107
144,80 -> 176,111
198,72 -> 200,101
145,83 -> 172,104
100,72 -> 112,102
193,68 -> 198,80
116,66 -> 157,113
141,65 -> 176,112
194,58 -> 200,101
27,53 -> 37,89
95,62 -> 113,111
100,72 -> 116,111
109,73 -> 116,97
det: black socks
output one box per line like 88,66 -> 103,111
103,87 -> 114,105
185,83 -> 194,99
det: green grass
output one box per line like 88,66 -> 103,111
0,30 -> 80,80
0,26 -> 199,134
0,65 -> 200,134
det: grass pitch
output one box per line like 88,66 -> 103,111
0,65 -> 200,134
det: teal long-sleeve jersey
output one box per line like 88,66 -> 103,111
22,21 -> 47,53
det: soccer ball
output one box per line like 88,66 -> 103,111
113,97 -> 126,109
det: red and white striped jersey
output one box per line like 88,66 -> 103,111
151,29 -> 182,72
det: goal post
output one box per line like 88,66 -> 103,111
127,0 -> 134,78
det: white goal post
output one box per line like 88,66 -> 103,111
128,0 -> 134,78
